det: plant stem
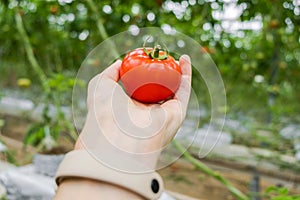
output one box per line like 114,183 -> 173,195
85,0 -> 108,39
85,0 -> 119,58
15,8 -> 77,145
14,10 -> 50,93
172,140 -> 249,200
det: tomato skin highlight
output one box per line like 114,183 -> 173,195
120,48 -> 181,103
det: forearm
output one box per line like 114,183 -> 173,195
54,178 -> 145,200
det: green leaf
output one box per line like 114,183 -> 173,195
24,124 -> 45,147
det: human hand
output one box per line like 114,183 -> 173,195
75,55 -> 192,172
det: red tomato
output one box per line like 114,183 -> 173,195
120,47 -> 181,103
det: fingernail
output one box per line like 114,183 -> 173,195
181,54 -> 191,63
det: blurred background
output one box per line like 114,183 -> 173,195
0,0 -> 299,199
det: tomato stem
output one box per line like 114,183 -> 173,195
143,44 -> 168,60
153,45 -> 160,58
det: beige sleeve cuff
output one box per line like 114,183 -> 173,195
55,150 -> 164,200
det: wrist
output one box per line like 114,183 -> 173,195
55,178 -> 145,200
55,150 -> 164,200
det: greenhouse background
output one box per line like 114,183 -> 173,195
0,0 -> 300,199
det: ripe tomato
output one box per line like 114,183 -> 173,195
120,47 -> 181,103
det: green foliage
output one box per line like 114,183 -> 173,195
24,123 -> 59,149
0,0 -> 299,158
265,186 -> 300,200
0,1 -> 299,197
47,74 -> 75,93
23,73 -> 78,150
3,150 -> 18,166
0,119 -> 4,130
1,0 -> 299,122
0,196 -> 7,200
24,124 -> 45,147
46,73 -> 77,105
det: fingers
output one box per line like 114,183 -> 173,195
179,55 -> 192,77
88,60 -> 122,89
163,55 -> 192,110
175,55 -> 192,106
102,59 -> 122,82
86,60 -> 122,110
160,55 -> 192,142
74,138 -> 84,150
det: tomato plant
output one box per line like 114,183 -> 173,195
120,46 -> 181,103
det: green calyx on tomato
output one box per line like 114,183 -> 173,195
143,45 -> 169,60
120,45 -> 182,104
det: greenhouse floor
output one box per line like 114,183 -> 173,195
0,114 -> 299,199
